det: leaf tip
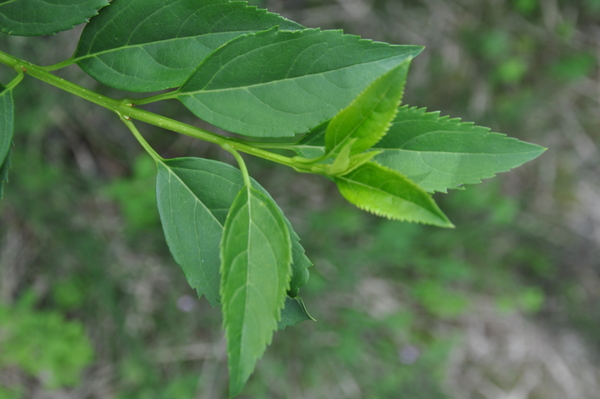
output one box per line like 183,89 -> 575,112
440,219 -> 455,229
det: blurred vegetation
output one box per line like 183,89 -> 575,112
1,0 -> 600,398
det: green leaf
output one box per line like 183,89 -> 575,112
292,121 -> 329,159
335,162 -> 453,227
323,145 -> 381,177
278,297 -> 314,330
156,159 -> 227,306
344,150 -> 382,174
373,106 -> 547,192
0,0 -> 108,36
156,157 -> 310,306
74,0 -> 302,92
324,60 -> 409,156
294,106 -> 546,193
178,28 -> 422,137
0,147 -> 11,199
288,234 -> 311,297
220,185 -> 291,397
326,138 -> 355,176
0,84 -> 14,199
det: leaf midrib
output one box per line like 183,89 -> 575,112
293,142 -> 542,157
328,84 -> 397,155
338,173 -> 426,209
75,31 -> 248,62
163,163 -> 227,227
376,144 -> 544,156
160,166 -> 220,299
75,1 -> 301,62
178,55 -> 408,97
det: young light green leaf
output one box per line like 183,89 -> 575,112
326,138 -> 356,176
74,0 -> 302,92
0,84 -> 14,198
325,142 -> 382,177
373,106 -> 547,192
295,106 -> 546,193
292,124 -> 380,177
220,185 -> 292,397
156,157 -> 310,306
325,60 -> 409,156
335,162 -> 453,227
0,0 -> 108,36
344,151 -> 382,174
278,297 -> 315,330
177,28 -> 423,137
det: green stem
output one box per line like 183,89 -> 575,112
0,50 -> 122,110
4,70 -> 24,91
133,91 -> 179,105
0,49 -> 327,173
119,116 -> 164,162
249,141 -> 299,149
223,144 -> 251,187
39,57 -> 77,72
249,142 -> 329,165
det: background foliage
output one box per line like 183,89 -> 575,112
1,0 -> 600,398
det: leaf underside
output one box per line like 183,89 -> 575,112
74,0 -> 303,92
156,158 -> 310,306
278,297 -> 314,330
178,28 -> 422,137
0,147 -> 11,199
220,185 -> 291,397
335,162 -> 453,227
325,60 -> 410,156
287,222 -> 312,297
0,85 -> 14,198
156,159 -> 234,306
0,0 -> 109,36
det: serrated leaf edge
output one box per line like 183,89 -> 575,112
324,60 -> 410,156
375,105 -> 547,193
0,0 -> 109,36
336,162 -> 454,228
220,185 -> 292,396
74,1 -> 302,61
178,27 -> 422,94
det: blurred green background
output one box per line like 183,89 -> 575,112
1,0 -> 600,398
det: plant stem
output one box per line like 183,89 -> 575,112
39,57 -> 77,72
119,116 -> 164,162
0,49 -> 326,173
223,144 -> 251,187
132,91 -> 179,105
249,141 -> 299,149
5,71 -> 24,91
0,50 -> 121,110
